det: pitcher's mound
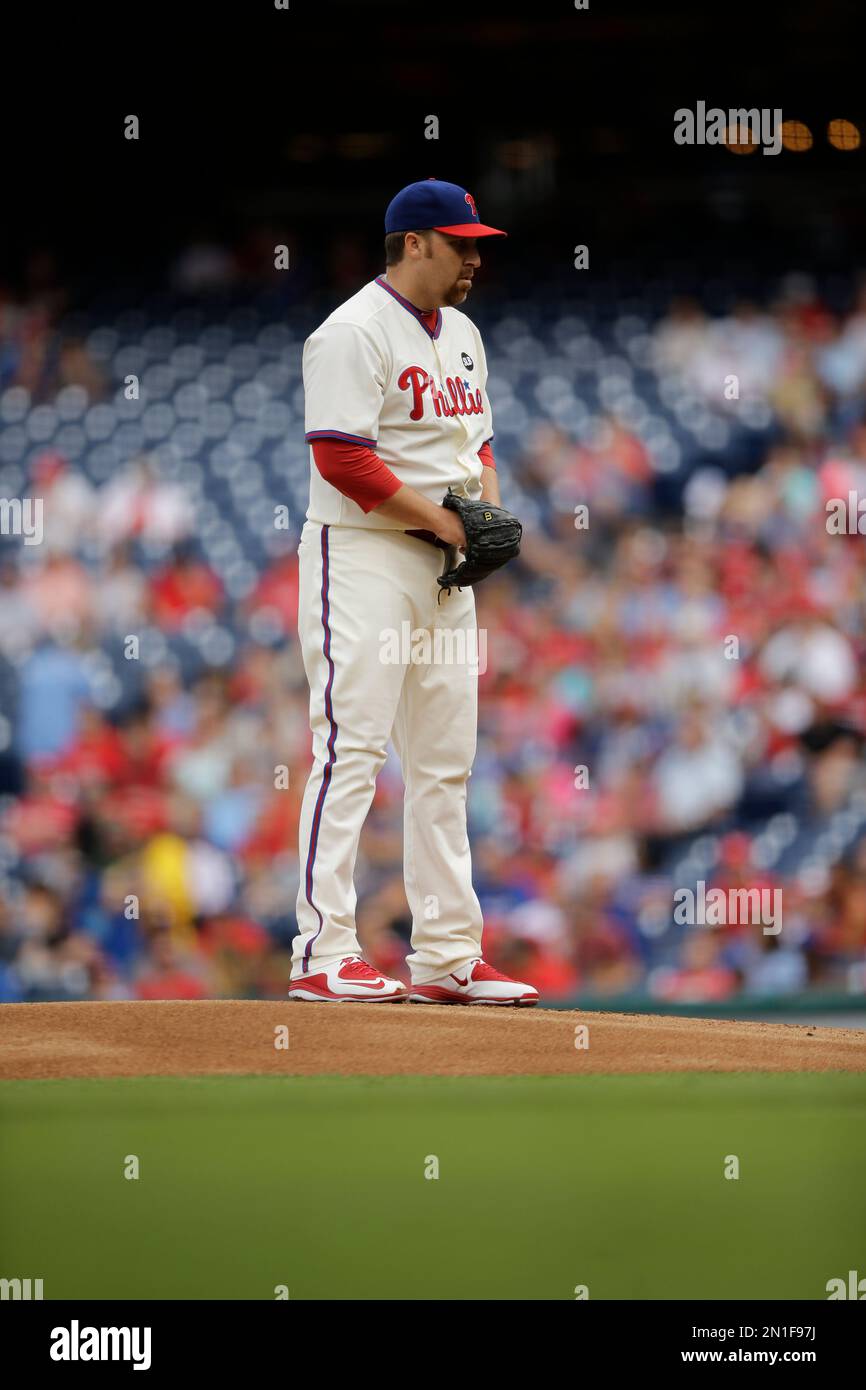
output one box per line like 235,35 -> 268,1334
1,1000 -> 865,1079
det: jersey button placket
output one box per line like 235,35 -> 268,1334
432,336 -> 474,497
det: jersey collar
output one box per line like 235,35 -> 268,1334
375,275 -> 442,340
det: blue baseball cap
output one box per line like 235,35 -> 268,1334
384,178 -> 506,238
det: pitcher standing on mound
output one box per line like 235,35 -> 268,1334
290,179 -> 536,1006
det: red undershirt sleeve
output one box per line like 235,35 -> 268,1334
478,439 -> 496,471
312,438 -> 403,514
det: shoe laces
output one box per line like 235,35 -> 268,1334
339,956 -> 382,980
469,959 -> 512,982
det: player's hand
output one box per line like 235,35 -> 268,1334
435,507 -> 467,550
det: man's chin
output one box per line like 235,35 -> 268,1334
444,284 -> 471,306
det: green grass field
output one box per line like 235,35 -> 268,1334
2,1073 -> 864,1300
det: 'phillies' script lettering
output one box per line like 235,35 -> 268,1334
398,365 -> 484,420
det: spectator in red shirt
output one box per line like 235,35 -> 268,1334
56,705 -> 126,787
148,543 -> 223,630
134,930 -> 210,1001
245,552 -> 299,635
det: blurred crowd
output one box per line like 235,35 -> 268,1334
2,266 -> 866,1005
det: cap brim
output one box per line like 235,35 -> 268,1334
432,223 -> 507,237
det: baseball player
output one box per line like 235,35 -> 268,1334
289,178 -> 537,1006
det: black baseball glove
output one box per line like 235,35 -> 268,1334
437,488 -> 523,596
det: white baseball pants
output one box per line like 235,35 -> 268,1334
293,520 -> 483,983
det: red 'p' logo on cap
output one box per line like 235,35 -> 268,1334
464,192 -> 478,219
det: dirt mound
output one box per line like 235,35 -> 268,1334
1,1000 -> 865,1079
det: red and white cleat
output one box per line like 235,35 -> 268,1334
409,958 -> 539,1007
289,955 -> 408,1003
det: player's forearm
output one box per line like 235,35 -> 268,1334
371,483 -> 465,546
372,482 -> 444,530
480,464 -> 501,506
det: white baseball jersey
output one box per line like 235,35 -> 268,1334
303,275 -> 494,528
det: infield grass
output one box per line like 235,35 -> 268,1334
1,1073 -> 864,1300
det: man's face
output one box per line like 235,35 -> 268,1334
418,231 -> 482,307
